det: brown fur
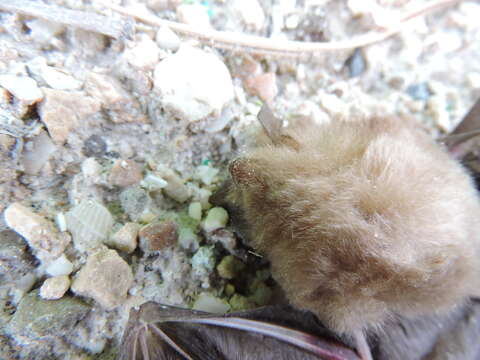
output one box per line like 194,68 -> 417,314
225,116 -> 480,334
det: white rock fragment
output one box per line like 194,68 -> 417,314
0,75 -> 43,105
141,173 -> 168,191
46,254 -> 74,277
56,213 -> 67,232
155,26 -> 180,51
154,46 -> 234,122
4,202 -> 69,262
155,165 -> 191,202
40,275 -> 70,300
71,248 -> 134,309
188,202 -> 202,221
109,223 -> 140,254
176,4 -> 211,28
203,207 -> 229,232
233,0 -> 265,31
65,200 -> 114,253
21,130 -> 56,175
196,165 -> 219,186
193,293 -> 230,314
125,34 -> 160,70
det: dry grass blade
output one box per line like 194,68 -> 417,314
95,0 -> 464,56
0,0 -> 134,39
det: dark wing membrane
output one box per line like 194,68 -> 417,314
118,303 -> 360,360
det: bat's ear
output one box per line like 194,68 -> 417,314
258,104 -> 301,150
229,157 -> 265,187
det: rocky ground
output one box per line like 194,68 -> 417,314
0,0 -> 479,359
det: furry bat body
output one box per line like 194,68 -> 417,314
215,107 -> 480,358
223,112 -> 480,333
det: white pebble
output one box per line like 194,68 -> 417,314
40,275 -> 70,300
156,26 -> 180,51
203,207 -> 229,232
46,254 -> 74,276
193,293 -> 230,314
154,46 -> 234,122
0,75 -> 43,105
188,202 -> 202,221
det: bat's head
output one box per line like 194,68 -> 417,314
222,115 -> 480,334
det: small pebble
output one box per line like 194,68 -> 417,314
229,294 -> 255,311
4,202 -> 68,262
156,165 -> 191,202
192,293 -> 230,314
124,34 -> 160,70
216,255 -> 245,279
203,207 -> 229,232
83,135 -> 107,157
141,173 -> 168,191
71,248 -> 133,309
139,221 -> 178,252
109,222 -> 140,254
188,202 -> 202,221
154,46 -> 234,122
0,74 -> 43,105
40,275 -> 71,300
39,88 -> 100,144
46,254 -> 74,277
245,72 -> 278,104
109,159 -> 143,187
156,26 -> 181,51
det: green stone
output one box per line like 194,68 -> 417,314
7,290 -> 90,338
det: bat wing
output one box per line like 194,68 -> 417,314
118,303 -> 361,360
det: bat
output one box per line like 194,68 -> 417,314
214,102 -> 480,359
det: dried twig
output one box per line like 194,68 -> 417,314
0,0 -> 134,39
95,0 -> 463,56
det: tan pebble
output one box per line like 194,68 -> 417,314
71,248 -> 133,309
38,88 -> 100,144
139,221 -> 178,252
4,202 -> 68,262
110,223 -> 140,253
245,73 -> 278,104
109,159 -> 143,187
40,275 -> 70,300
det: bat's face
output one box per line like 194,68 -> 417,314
223,116 -> 480,334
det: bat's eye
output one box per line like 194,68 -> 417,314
229,158 -> 263,187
